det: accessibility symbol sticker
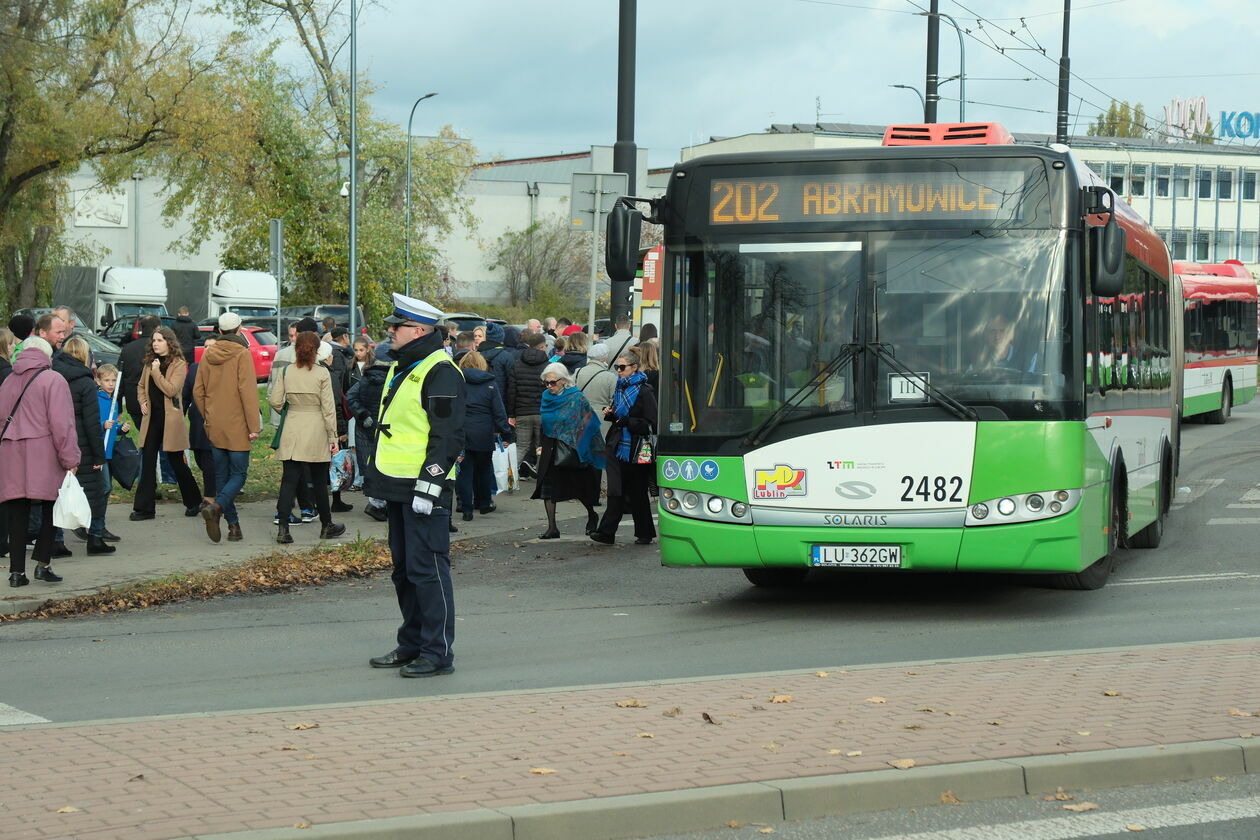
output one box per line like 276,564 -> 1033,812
700,459 -> 720,481
661,459 -> 681,481
681,459 -> 701,481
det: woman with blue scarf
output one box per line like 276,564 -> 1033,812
590,348 -> 658,545
531,362 -> 605,539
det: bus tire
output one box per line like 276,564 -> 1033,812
1205,378 -> 1233,425
1049,477 -> 1124,590
742,568 -> 808,588
1129,444 -> 1171,549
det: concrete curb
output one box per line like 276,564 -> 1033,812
176,737 -> 1258,840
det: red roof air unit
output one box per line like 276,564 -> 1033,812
882,122 -> 1016,146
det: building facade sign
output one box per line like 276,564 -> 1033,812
1220,111 -> 1260,139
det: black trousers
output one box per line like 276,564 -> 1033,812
276,460 -> 331,525
191,448 -> 217,499
456,450 -> 494,512
134,432 -> 200,514
597,460 -> 657,541
386,501 -> 455,666
6,499 -> 54,574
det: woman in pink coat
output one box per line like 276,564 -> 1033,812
0,337 -> 80,587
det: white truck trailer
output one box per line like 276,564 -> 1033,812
53,266 -> 168,329
165,269 -> 279,322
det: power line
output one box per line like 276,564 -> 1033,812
792,0 -> 920,12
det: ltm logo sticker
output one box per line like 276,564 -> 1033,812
753,465 -> 807,500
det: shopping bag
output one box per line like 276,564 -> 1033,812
491,438 -> 518,494
109,434 -> 141,490
329,449 -> 355,491
53,472 -> 92,530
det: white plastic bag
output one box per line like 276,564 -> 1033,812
53,471 -> 92,530
491,440 -> 519,495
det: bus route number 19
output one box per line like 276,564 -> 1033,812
900,475 -> 964,503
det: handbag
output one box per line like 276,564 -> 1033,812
270,368 -> 288,450
634,433 -> 656,465
552,438 -> 580,468
109,434 -> 141,490
53,472 -> 92,530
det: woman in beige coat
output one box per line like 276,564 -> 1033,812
131,327 -> 202,520
269,332 -> 344,543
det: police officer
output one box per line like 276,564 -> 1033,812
365,294 -> 466,678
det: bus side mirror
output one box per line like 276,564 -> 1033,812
1085,187 -> 1126,297
606,202 -> 642,285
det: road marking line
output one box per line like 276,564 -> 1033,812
1226,503 -> 1260,508
1207,518 -> 1260,525
1112,572 -> 1260,586
866,795 -> 1260,840
0,702 -> 50,726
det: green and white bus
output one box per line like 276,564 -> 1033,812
1177,260 -> 1258,424
606,122 -> 1180,590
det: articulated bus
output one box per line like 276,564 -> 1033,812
606,122 -> 1180,591
1177,260 -> 1258,424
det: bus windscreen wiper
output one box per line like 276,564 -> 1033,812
868,342 -> 979,421
745,343 -> 860,448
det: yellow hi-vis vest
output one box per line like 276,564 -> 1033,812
374,349 -> 462,480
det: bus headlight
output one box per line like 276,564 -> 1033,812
666,498 -> 680,512
659,489 -> 751,525
662,488 -> 675,500
706,497 -> 724,514
682,492 -> 700,510
965,489 -> 1081,526
731,502 -> 748,518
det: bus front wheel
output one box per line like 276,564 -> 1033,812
743,568 -> 809,588
1049,481 -> 1124,590
1205,379 -> 1233,425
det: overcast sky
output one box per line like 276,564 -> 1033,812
355,0 -> 1259,167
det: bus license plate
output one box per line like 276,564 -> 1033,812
811,545 -> 902,568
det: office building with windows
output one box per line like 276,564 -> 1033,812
682,123 -> 1260,273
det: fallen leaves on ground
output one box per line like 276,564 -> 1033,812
615,698 -> 648,708
529,768 -> 556,775
865,696 -> 887,704
635,732 -> 655,739
726,821 -> 741,829
662,707 -> 682,717
814,671 -> 829,677
846,751 -> 862,757
1044,788 -> 1075,802
1228,708 -> 1255,717
940,790 -> 962,805
986,720 -> 1003,726
0,537 -> 392,622
293,822 -> 311,829
762,743 -> 781,751
770,694 -> 793,703
55,806 -> 81,813
1103,690 -> 1120,697
887,758 -> 916,770
1125,826 -> 1146,832
702,712 -> 722,725
286,722 -> 319,731
903,723 -> 924,730
758,829 -> 774,835
1063,801 -> 1099,812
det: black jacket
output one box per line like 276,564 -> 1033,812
461,368 -> 511,452
507,347 -> 549,418
362,330 -> 466,508
479,344 -> 515,399
118,335 -> 151,421
183,362 -> 212,451
346,360 -> 388,457
172,315 -> 200,359
0,356 -> 11,387
559,351 -> 588,375
53,353 -> 106,468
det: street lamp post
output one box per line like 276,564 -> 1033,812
405,92 -> 438,298
936,12 -> 966,121
348,0 -> 358,338
891,84 -> 925,112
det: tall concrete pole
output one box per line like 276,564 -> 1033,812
610,0 -> 637,325
1056,0 -> 1072,144
924,0 -> 940,123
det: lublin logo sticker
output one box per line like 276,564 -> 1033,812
753,465 -> 807,500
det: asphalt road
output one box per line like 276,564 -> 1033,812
2,405 -> 1259,724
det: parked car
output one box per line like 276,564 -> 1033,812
194,325 -> 279,382
100,315 -> 178,347
69,327 -> 122,368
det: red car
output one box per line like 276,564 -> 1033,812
194,326 -> 279,382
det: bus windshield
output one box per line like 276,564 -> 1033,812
667,228 -> 1070,442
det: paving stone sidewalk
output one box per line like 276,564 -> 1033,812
4,639 -> 1258,840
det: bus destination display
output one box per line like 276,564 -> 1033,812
709,170 -> 1028,226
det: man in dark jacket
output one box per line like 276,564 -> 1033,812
172,307 -> 200,359
507,330 -> 549,477
118,315 -> 161,421
478,322 -> 516,397
365,294 -> 465,679
52,347 -> 111,556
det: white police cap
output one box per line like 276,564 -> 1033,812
383,293 -> 443,326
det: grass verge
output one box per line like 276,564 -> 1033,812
0,536 -> 390,623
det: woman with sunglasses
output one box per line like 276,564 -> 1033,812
530,362 -> 604,539
590,349 -> 658,546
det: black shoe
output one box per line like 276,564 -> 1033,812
462,511 -> 473,522
319,522 -> 346,539
586,511 -> 599,535
185,505 -> 201,517
33,564 -> 62,583
449,522 -> 458,533
479,503 -> 496,515
51,541 -> 72,558
369,649 -> 416,669
635,537 -> 655,545
299,509 -> 317,524
72,527 -> 90,541
272,512 -> 301,525
365,505 -> 388,522
129,511 -> 155,521
102,528 -> 121,542
538,529 -> 560,540
331,500 -> 355,513
8,573 -> 28,588
87,535 -> 117,555
276,524 -> 293,545
590,531 -> 615,545
399,657 -> 454,678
